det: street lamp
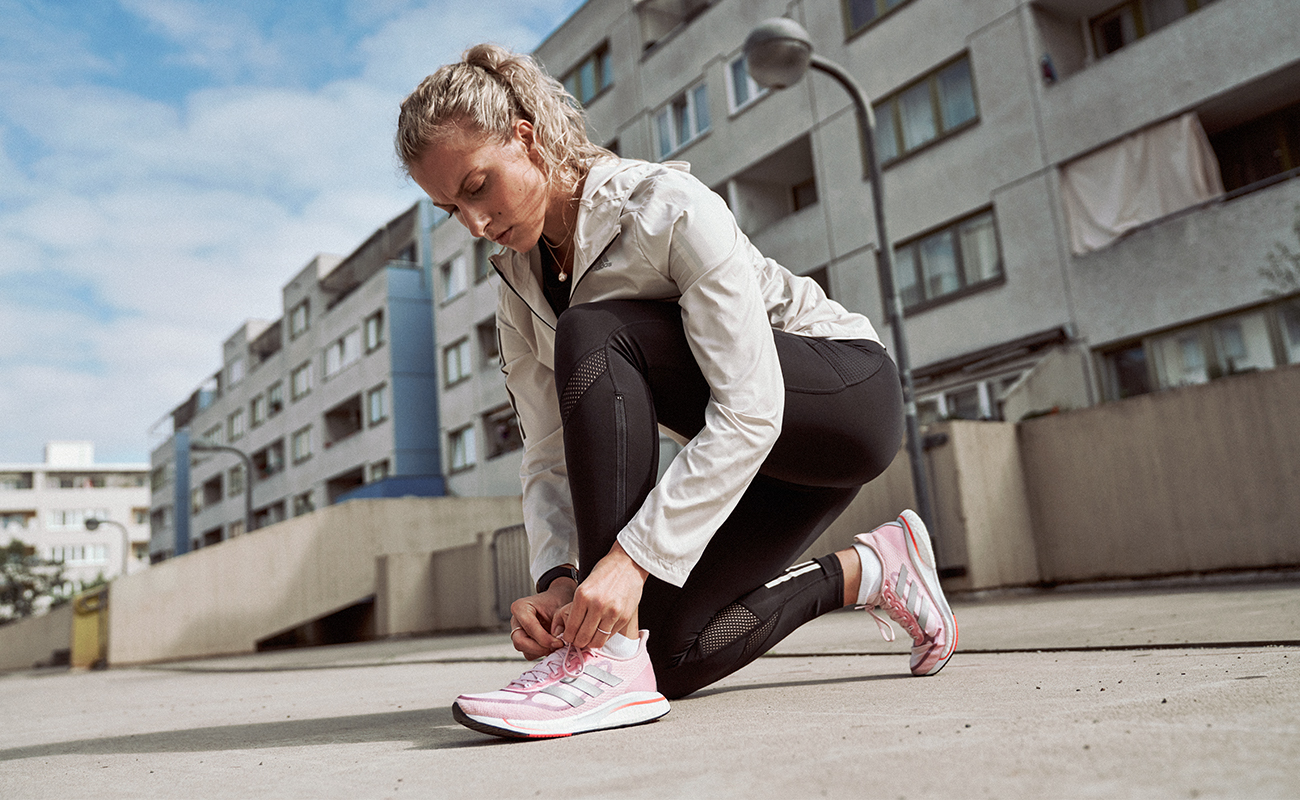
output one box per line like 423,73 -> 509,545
189,442 -> 255,537
85,517 -> 131,579
745,17 -> 937,540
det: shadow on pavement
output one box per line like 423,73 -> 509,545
0,706 -> 507,761
684,670 -> 911,700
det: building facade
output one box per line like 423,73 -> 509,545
1,441 -> 149,588
426,0 -> 1300,497
148,202 -> 445,561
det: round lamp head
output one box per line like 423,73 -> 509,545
85,518 -> 101,531
744,17 -> 813,90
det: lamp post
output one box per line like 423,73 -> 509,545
84,517 -> 132,579
189,442 -> 255,537
745,17 -> 937,539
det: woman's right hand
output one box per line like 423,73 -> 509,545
508,578 -> 577,660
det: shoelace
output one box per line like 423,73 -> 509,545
856,582 -> 925,645
508,643 -> 587,689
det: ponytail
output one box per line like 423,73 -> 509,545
396,44 -> 612,191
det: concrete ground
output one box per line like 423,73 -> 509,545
1,578 -> 1297,799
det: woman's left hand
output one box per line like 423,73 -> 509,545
554,541 -> 648,650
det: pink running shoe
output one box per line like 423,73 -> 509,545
855,510 -> 958,676
452,630 -> 670,739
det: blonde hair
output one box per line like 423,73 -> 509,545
396,43 -> 612,191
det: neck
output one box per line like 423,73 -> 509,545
542,175 -> 583,247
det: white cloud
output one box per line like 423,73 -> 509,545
0,0 -> 583,464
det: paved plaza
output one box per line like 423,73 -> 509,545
1,579 -> 1297,799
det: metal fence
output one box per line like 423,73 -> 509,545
490,524 -> 531,622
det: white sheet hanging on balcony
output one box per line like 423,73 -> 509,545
1060,113 -> 1224,254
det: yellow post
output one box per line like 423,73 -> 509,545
71,586 -> 109,669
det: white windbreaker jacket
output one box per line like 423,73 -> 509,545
492,157 -> 880,588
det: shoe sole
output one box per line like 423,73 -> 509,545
452,692 -> 670,739
898,509 -> 958,676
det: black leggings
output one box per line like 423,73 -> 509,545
554,300 -> 904,699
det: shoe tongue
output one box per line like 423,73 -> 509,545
509,645 -> 582,688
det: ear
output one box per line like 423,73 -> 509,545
513,119 -> 540,162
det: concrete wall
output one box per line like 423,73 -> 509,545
1020,363 -> 1300,583
0,601 -> 72,672
108,496 -> 522,665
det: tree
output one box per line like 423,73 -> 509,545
0,539 -> 65,624
1260,203 -> 1300,298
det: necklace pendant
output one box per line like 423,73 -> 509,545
558,271 -> 568,282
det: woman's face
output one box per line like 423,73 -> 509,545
408,120 -> 552,254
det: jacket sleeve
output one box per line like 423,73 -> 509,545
616,171 -> 785,587
496,292 -> 580,585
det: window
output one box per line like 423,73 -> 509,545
252,440 -> 285,480
46,508 -> 109,530
367,384 -> 388,426
477,318 -> 500,368
1090,0 -> 1216,57
364,310 -> 385,352
267,382 -> 284,416
227,520 -> 245,538
0,472 -> 33,490
449,425 -> 477,472
227,358 -> 244,388
845,0 -> 913,36
227,408 -> 245,442
474,239 -> 494,283
289,300 -> 310,338
292,491 -> 314,517
190,488 -> 202,515
893,209 -> 1002,310
201,424 -> 223,447
792,178 -> 818,212
133,507 -> 148,525
874,56 -> 978,163
726,54 -> 768,113
51,544 -> 108,565
323,329 -> 361,379
484,405 -> 524,459
562,43 -> 613,105
291,361 -> 312,401
636,0 -> 712,50
291,426 -> 313,464
441,254 -> 469,301
1101,300 -> 1298,400
367,460 -> 391,483
1209,100 -> 1300,193
250,394 -> 267,428
655,82 -> 710,160
443,338 -> 472,387
227,466 -> 245,497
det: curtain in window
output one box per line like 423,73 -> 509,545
1060,113 -> 1224,254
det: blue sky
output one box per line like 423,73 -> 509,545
0,0 -> 586,464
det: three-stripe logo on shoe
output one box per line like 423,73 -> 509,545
893,564 -> 931,638
539,664 -> 624,708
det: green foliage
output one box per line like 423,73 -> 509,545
0,539 -> 66,624
1260,203 -> 1300,298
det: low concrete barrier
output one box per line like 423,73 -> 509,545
107,496 -> 522,665
0,602 -> 72,672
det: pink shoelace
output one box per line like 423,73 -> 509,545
508,643 -> 587,689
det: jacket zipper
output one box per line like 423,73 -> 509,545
491,229 -> 622,332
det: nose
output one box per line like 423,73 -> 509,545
461,205 -> 491,239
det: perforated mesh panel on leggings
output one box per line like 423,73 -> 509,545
559,348 -> 608,424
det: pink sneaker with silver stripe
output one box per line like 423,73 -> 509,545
855,510 -> 958,676
452,630 -> 669,739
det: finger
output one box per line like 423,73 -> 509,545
513,602 -> 563,650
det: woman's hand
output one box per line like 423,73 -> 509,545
554,541 -> 648,650
509,579 -> 575,660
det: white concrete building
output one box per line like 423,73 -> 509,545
425,0 -> 1300,500
0,441 -> 149,587
149,202 -> 445,560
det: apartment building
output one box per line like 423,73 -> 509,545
1,441 -> 149,587
412,0 -> 1300,495
148,202 -> 445,560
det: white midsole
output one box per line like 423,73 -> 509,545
462,691 -> 670,736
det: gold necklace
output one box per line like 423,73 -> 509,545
540,234 -> 570,282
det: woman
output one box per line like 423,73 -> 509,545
396,44 -> 955,739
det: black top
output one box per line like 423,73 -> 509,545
539,243 -> 571,319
